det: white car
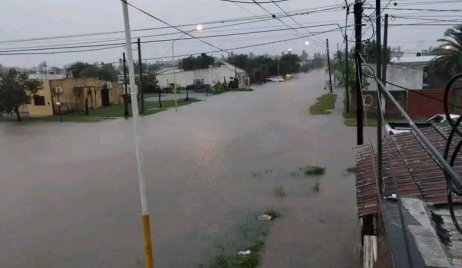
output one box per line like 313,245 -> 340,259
267,76 -> 285,82
427,114 -> 460,124
385,114 -> 460,135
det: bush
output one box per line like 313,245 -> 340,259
301,165 -> 326,175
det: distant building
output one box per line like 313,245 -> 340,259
156,61 -> 249,88
390,55 -> 436,69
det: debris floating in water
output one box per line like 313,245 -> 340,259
258,214 -> 273,221
238,250 -> 251,255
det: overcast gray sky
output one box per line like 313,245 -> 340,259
0,0 -> 460,68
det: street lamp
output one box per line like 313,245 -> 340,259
288,48 -> 292,53
172,25 -> 203,110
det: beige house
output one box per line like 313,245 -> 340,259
23,77 -> 124,117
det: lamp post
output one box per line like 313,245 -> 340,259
171,24 -> 203,110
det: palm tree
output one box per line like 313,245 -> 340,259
429,25 -> 462,81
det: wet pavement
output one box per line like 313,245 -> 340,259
0,70 -> 375,267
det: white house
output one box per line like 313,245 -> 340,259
156,61 -> 249,88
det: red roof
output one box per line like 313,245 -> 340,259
355,124 -> 462,217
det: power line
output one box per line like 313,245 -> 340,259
0,23 -> 352,56
365,7 -> 462,12
0,5 -> 340,45
0,22 -> 346,54
141,25 -> 352,61
221,0 -> 288,3
269,0 -> 323,44
250,0 -> 325,46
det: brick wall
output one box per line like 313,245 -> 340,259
349,89 -> 407,117
408,89 -> 445,118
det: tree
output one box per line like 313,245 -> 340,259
179,53 -> 215,71
98,64 -> 118,81
0,69 -> 42,122
429,25 -> 462,84
300,50 -> 309,64
362,40 -> 391,63
67,62 -> 118,81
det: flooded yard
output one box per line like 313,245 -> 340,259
0,70 -> 373,267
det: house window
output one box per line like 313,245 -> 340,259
33,95 -> 46,106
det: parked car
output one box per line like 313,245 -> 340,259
266,76 -> 285,82
385,114 -> 460,135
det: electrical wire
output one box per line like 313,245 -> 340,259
0,5 -> 340,45
250,0 -> 325,46
0,23 -> 347,54
269,0 -> 323,44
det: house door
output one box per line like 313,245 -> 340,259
101,88 -> 110,106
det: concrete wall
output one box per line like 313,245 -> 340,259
156,65 -> 248,88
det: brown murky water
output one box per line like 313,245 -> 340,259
0,70 -> 375,267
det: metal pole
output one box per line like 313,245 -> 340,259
278,57 -> 280,77
172,41 -> 177,111
137,38 -> 145,114
123,52 -> 129,119
121,2 -> 153,268
354,0 -> 364,145
376,0 -> 383,195
382,14 -> 389,83
326,38 -> 333,93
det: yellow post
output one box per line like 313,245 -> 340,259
142,214 -> 154,268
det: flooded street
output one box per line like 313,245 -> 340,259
0,70 -> 374,267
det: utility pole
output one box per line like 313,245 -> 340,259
337,43 -> 342,65
137,38 -> 145,114
354,0 -> 364,145
382,14 -> 389,83
172,41 -> 177,111
345,34 -> 350,113
326,38 -> 333,93
375,0 -> 383,196
345,1 -> 350,113
121,2 -> 154,268
122,52 -> 129,119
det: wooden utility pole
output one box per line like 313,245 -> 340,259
326,38 -> 333,93
354,0 -> 364,145
345,34 -> 350,112
375,0 -> 383,196
345,2 -> 350,113
137,38 -> 145,114
382,14 -> 389,83
122,52 -> 129,119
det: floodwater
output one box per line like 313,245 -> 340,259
0,70 -> 374,267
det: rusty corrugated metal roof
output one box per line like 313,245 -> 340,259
355,123 -> 462,217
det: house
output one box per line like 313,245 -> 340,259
22,77 -> 124,117
156,61 -> 249,89
390,55 -> 437,89
49,78 -> 124,113
351,55 -> 441,117
354,123 -> 462,267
